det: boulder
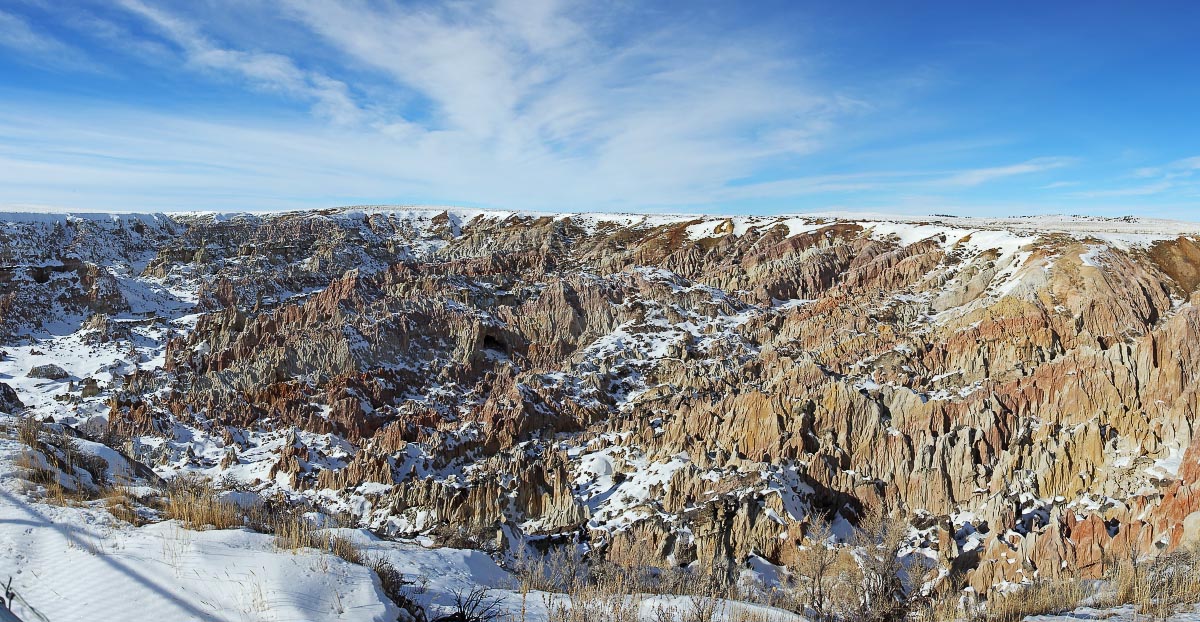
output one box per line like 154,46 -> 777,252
0,382 -> 22,413
28,363 -> 69,380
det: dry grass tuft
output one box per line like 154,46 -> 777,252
269,511 -> 322,550
266,510 -> 365,566
977,579 -> 1085,622
16,416 -> 41,447
327,533 -> 365,566
14,449 -> 87,506
1106,546 -> 1200,618
105,487 -> 146,525
162,474 -> 241,530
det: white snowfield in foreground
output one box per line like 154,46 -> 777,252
0,430 -> 398,622
1025,605 -> 1200,621
7,475 -> 1198,622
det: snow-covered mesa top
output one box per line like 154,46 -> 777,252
3,205 -> 1199,246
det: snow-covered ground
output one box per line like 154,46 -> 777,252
1026,605 -> 1200,621
0,416 -> 398,622
0,414 -> 807,621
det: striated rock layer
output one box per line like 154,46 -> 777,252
6,207 -> 1200,593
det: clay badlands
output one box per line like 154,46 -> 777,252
4,207 -> 1200,621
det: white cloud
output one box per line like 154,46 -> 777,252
1072,181 -> 1176,198
0,9 -> 104,72
0,0 -> 850,212
115,0 -> 363,125
1076,155 -> 1200,200
939,157 -> 1073,186
99,0 -> 848,208
5,1 -> 1117,215
1170,156 -> 1200,171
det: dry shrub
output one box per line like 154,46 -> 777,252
784,505 -> 947,622
437,586 -> 509,622
911,573 -> 966,622
430,522 -> 498,551
14,426 -> 116,508
851,508 -> 913,622
162,474 -> 240,530
513,543 -> 589,593
791,514 -> 857,621
779,505 -> 917,621
16,416 -> 40,447
543,582 -> 641,622
513,543 -> 640,622
1106,546 -> 1200,618
74,451 -> 111,488
978,579 -> 1085,622
367,555 -> 412,602
14,449 -> 88,506
726,611 -> 794,622
105,487 -> 146,525
515,540 -> 741,622
15,451 -> 54,484
369,554 -> 427,622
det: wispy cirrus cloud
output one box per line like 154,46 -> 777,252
275,0 -> 842,189
1132,156 -> 1200,180
1071,181 -> 1176,198
54,0 -> 851,210
7,1 -> 1192,217
0,9 -> 103,72
714,156 -> 1081,203
1074,155 -> 1200,200
115,0 -> 363,125
939,157 -> 1074,187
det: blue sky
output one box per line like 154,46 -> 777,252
1,0 -> 1198,217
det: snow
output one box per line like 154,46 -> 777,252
334,530 -> 806,622
6,206 -> 1199,248
0,516 -> 399,622
669,210 -> 1200,254
0,422 -> 398,622
1079,245 -> 1108,268
1147,445 -> 1184,480
0,211 -> 173,225
1027,604 -> 1200,621
802,211 -> 1200,246
0,324 -> 168,425
71,438 -> 135,483
0,454 -> 803,622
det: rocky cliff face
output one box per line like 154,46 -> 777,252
5,207 -> 1200,594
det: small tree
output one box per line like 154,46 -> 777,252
851,506 -> 911,622
793,513 -> 841,621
